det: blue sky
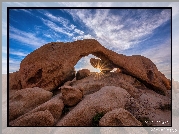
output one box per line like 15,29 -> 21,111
2,2 -> 179,81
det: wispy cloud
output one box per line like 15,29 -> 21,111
66,9 -> 171,51
12,9 -> 33,15
43,12 -> 86,38
73,34 -> 94,41
10,26 -> 47,47
45,13 -> 69,29
74,28 -> 84,35
10,49 -> 28,57
141,39 -> 171,79
41,18 -> 73,37
9,58 -> 21,73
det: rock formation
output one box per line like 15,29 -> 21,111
61,86 -> 83,106
9,87 -> 53,121
10,110 -> 55,126
99,108 -> 142,126
8,39 -> 171,127
90,58 -> 114,73
9,94 -> 64,126
12,39 -> 169,95
9,71 -> 21,90
76,69 -> 90,80
56,86 -> 131,126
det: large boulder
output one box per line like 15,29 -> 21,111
61,86 -> 83,106
99,108 -> 142,126
10,95 -> 64,126
18,39 -> 170,95
76,69 -> 90,80
10,110 -> 54,126
9,87 -> 53,121
56,86 -> 131,126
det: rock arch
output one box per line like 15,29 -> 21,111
17,39 -> 170,95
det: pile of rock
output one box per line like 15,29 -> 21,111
9,39 -> 171,126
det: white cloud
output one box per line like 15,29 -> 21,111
44,34 -> 52,38
44,12 -> 86,38
41,18 -> 73,37
10,27 -> 47,47
66,9 -> 171,51
73,34 -> 94,41
45,13 -> 69,28
12,9 -> 33,15
74,28 -> 84,35
10,49 -> 28,57
9,58 -> 21,73
141,39 -> 171,79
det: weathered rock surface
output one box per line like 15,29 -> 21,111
9,87 -> 53,121
10,110 -> 54,126
90,58 -> 114,73
56,86 -> 131,126
99,108 -> 142,126
10,94 -> 64,126
69,72 -> 143,98
57,72 -> 171,126
61,86 -> 83,106
9,71 -> 21,90
76,69 -> 90,80
16,39 -> 170,95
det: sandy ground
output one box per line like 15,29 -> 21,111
2,74 -> 179,134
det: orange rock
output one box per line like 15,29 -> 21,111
99,108 -> 142,126
10,110 -> 54,126
61,86 -> 83,106
9,87 -> 53,121
76,69 -> 90,80
9,71 -> 21,90
56,86 -> 131,126
10,95 -> 64,126
17,39 -> 169,95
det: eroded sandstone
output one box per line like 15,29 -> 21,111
99,108 -> 142,126
16,39 -> 170,95
9,87 -> 53,121
56,86 -> 131,126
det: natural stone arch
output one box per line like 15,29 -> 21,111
17,39 -> 170,95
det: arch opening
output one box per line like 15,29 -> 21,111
74,54 -> 102,73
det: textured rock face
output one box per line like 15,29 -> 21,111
9,87 -> 53,121
61,86 -> 83,106
10,110 -> 54,126
10,95 -> 64,126
90,58 -> 114,73
9,71 -> 21,90
76,69 -> 90,80
17,39 -> 170,95
56,73 -> 171,126
99,108 -> 142,126
56,86 -> 131,126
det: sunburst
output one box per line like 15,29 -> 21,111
93,59 -> 109,80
